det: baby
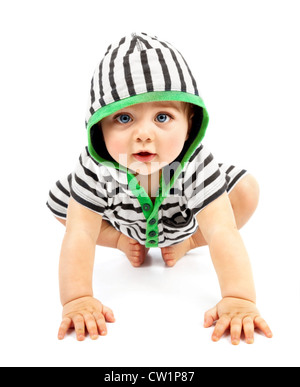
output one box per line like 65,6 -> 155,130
47,32 -> 272,344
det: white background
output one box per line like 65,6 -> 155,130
0,0 -> 299,367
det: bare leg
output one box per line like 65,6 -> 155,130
161,174 -> 260,266
55,217 -> 148,267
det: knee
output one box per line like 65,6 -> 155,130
55,216 -> 66,226
230,174 -> 260,217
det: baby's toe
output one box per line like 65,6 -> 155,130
131,255 -> 143,267
129,244 -> 146,267
161,247 -> 176,266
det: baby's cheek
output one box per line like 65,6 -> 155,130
113,141 -> 126,154
107,138 -> 128,158
164,137 -> 185,156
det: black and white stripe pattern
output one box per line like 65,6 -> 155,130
46,146 -> 247,247
47,32 -> 248,247
86,32 -> 200,125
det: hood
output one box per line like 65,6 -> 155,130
85,32 -> 209,170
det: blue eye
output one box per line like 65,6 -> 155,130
117,114 -> 132,124
156,114 -> 170,123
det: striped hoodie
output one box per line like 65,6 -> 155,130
47,32 -> 246,247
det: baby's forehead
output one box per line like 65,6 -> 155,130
118,100 -> 185,112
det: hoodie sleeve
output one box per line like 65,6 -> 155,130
70,147 -> 108,216
184,144 -> 228,215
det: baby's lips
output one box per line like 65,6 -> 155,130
133,152 -> 157,162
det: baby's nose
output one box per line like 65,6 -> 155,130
134,125 -> 154,142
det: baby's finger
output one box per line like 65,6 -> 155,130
212,315 -> 231,341
72,315 -> 85,341
243,316 -> 254,344
93,312 -> 107,335
58,317 -> 72,340
83,313 -> 99,340
204,306 -> 218,328
230,317 -> 242,345
254,316 -> 273,338
102,306 -> 116,322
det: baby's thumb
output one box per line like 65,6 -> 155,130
103,306 -> 116,322
204,306 -> 218,328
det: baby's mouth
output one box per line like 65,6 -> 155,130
133,152 -> 157,162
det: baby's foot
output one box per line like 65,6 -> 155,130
161,237 -> 194,267
117,233 -> 149,267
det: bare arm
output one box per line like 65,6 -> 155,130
59,198 -> 102,305
196,192 -> 256,303
58,198 -> 115,340
196,192 -> 271,344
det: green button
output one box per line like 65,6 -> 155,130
148,240 -> 156,244
148,231 -> 156,237
143,203 -> 151,211
149,218 -> 156,225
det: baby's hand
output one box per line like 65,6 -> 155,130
58,296 -> 115,341
204,297 -> 272,345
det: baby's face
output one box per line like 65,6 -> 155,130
100,101 -> 192,175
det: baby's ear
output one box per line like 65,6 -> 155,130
186,112 -> 194,140
188,112 -> 194,130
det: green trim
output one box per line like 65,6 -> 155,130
87,91 -> 208,166
87,90 -> 209,248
